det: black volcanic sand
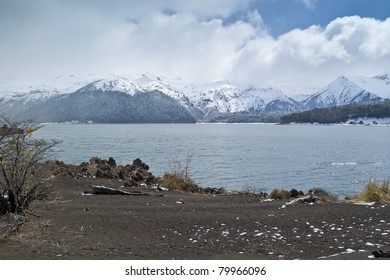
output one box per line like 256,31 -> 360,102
1,176 -> 390,260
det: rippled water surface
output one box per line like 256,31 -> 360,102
36,123 -> 390,197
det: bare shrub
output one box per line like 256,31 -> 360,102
161,152 -> 200,193
0,118 -> 60,216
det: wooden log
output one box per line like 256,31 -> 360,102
90,185 -> 149,196
283,195 -> 318,207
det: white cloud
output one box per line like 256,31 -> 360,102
0,0 -> 257,83
229,16 -> 390,90
0,1 -> 389,94
296,0 -> 318,9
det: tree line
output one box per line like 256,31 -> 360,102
280,100 -> 390,124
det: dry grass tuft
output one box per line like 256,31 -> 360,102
269,189 -> 291,200
353,180 -> 390,203
161,173 -> 200,193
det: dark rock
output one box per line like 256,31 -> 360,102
199,187 -> 225,195
108,157 -> 117,167
290,188 -> 301,198
303,195 -> 317,203
124,179 -> 136,188
259,192 -> 268,198
95,169 -> 115,179
133,158 -> 149,171
130,170 -> 145,182
117,170 -> 126,181
99,164 -> 111,171
95,170 -> 104,178
372,250 -> 390,258
90,157 -> 103,165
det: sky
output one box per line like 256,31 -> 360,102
1,0 -> 390,92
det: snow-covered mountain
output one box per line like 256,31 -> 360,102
349,74 -> 390,99
187,81 -> 300,117
303,75 -> 382,109
0,73 -> 388,123
0,75 -> 197,123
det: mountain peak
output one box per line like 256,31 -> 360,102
332,75 -> 354,84
79,77 -> 140,95
304,75 -> 381,109
373,73 -> 389,81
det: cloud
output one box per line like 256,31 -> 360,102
229,16 -> 390,90
296,0 -> 318,9
0,1 -> 389,94
0,0 -> 256,82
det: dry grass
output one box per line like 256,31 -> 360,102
161,173 -> 200,193
0,214 -> 26,239
269,189 -> 291,200
353,180 -> 390,203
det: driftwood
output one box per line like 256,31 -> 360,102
90,185 -> 150,196
283,195 -> 318,207
84,186 -> 163,196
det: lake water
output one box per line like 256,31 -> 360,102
35,123 -> 390,198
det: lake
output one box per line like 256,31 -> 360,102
35,123 -> 390,198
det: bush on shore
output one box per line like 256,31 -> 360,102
0,118 -> 60,216
269,189 -> 291,200
161,172 -> 200,193
353,180 -> 390,203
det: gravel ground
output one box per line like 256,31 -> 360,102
1,176 -> 390,260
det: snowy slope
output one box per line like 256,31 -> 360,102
188,81 -> 300,115
303,76 -> 382,109
349,74 -> 390,99
134,74 -> 197,107
77,74 -> 204,120
77,77 -> 142,95
0,74 -> 198,123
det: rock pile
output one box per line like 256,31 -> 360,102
45,157 -> 160,188
43,157 -> 225,194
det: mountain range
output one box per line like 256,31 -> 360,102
0,73 -> 389,123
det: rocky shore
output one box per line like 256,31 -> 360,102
1,158 -> 390,260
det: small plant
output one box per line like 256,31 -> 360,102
269,189 -> 291,200
161,151 -> 201,193
0,118 -> 60,216
160,173 -> 200,193
167,151 -> 193,183
353,180 -> 390,203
